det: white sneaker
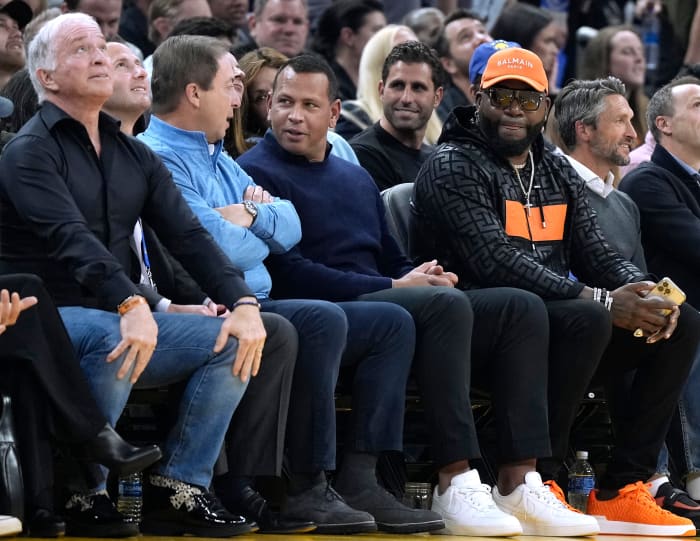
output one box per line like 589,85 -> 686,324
0,515 -> 21,537
430,469 -> 523,536
492,471 -> 600,536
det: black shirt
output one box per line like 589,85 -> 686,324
436,81 -> 470,123
350,122 -> 434,191
0,101 -> 253,310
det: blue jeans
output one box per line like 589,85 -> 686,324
59,307 -> 247,488
657,344 -> 700,477
261,298 -> 414,472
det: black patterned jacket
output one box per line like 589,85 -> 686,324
413,105 -> 645,299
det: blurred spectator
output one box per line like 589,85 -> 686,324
61,0 -> 122,39
119,0 -> 155,56
1,0 -> 46,15
311,0 -> 385,101
402,7 -> 444,49
207,0 -> 253,51
208,0 -> 247,27
435,8 -> 490,120
580,25 -> 648,148
169,15 -> 236,47
336,25 -> 443,145
225,46 -> 287,156
22,5 -> 58,45
246,0 -> 308,58
0,0 -> 31,89
147,0 -> 211,49
491,3 -> 565,95
0,68 -> 35,133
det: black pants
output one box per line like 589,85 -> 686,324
222,312 -> 297,477
543,298 -> 700,490
600,303 -> 700,489
359,286 -> 554,467
0,274 -> 106,514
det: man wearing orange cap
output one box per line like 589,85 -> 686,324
414,46 -> 700,536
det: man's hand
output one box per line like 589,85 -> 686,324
214,297 -> 266,382
244,185 -> 273,204
609,282 -> 679,340
0,289 -> 38,335
215,203 -> 254,227
393,260 -> 458,288
168,303 -> 218,316
107,303 -> 158,384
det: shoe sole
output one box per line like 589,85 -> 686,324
313,520 -> 378,535
378,518 -> 446,534
257,524 -> 318,534
520,521 -> 600,536
140,518 -> 258,537
594,516 -> 696,536
0,518 -> 22,537
432,522 -> 523,537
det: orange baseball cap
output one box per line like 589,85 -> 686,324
480,47 -> 548,93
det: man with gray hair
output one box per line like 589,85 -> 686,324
0,12 -> 287,537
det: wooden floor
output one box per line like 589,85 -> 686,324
3,535 -> 697,540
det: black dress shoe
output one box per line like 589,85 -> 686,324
64,493 -> 139,538
235,486 -> 316,534
141,482 -> 257,537
23,509 -> 66,537
82,424 -> 162,476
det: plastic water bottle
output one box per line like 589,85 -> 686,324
568,451 -> 595,513
641,7 -> 660,86
117,472 -> 143,523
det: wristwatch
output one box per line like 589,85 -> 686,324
243,200 -> 258,223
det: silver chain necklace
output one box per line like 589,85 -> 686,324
512,151 -> 535,216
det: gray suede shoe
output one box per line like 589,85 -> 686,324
339,485 -> 445,534
282,482 -> 376,534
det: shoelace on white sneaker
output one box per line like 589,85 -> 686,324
455,483 -> 498,511
528,483 -> 570,510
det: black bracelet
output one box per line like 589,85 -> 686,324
232,300 -> 262,310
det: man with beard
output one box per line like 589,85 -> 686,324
350,40 -> 443,190
0,0 -> 31,89
555,77 -> 647,271
414,47 -> 700,536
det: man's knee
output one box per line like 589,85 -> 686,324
260,312 -> 298,369
418,286 -> 474,324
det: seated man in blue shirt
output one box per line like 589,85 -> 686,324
139,35 -> 442,535
237,53 -> 601,537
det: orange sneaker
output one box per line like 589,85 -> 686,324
544,480 -> 583,514
588,481 -> 696,536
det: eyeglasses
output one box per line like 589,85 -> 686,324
485,88 -> 545,112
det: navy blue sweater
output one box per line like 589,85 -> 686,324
237,132 -> 413,301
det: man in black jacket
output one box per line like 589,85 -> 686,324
620,75 -> 700,503
414,46 -> 700,536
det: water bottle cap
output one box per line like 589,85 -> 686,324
575,450 -> 589,459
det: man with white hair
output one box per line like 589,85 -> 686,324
0,12 -> 293,537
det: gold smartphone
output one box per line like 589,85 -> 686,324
646,277 -> 686,315
633,277 -> 686,337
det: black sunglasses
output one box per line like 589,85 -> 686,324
485,87 -> 545,112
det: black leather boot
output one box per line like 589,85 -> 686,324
82,424 -> 162,476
